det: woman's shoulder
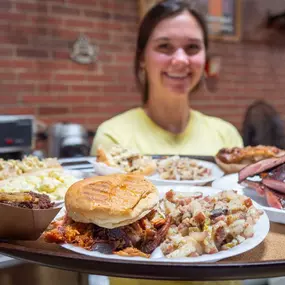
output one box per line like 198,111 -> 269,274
192,110 -> 237,130
98,107 -> 143,131
192,110 -> 243,147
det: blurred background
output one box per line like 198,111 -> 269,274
0,0 -> 285,284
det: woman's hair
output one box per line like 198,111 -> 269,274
135,0 -> 209,104
242,100 -> 285,148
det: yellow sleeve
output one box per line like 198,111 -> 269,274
223,123 -> 244,148
90,125 -> 119,156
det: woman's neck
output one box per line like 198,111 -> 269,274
144,95 -> 190,134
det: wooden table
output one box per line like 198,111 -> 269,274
0,222 -> 285,281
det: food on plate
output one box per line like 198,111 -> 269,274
44,173 -> 264,259
0,155 -> 62,180
238,155 -> 285,209
44,174 -> 171,258
215,145 -> 285,174
0,191 -> 54,209
96,145 -> 156,176
0,169 -> 79,202
160,190 -> 263,258
156,156 -> 212,181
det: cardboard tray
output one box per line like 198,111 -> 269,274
0,203 -> 61,240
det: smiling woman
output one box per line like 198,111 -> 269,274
91,0 -> 242,158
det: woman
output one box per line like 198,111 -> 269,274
91,1 -> 243,284
91,0 -> 243,157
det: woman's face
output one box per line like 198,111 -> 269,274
142,11 -> 206,98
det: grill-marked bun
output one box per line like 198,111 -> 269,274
65,174 -> 159,229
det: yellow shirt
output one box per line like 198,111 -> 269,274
91,107 -> 243,285
91,107 -> 243,156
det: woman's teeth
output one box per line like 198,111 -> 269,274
166,73 -> 189,79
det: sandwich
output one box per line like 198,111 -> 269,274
215,145 -> 285,174
96,145 -> 157,176
44,174 -> 171,258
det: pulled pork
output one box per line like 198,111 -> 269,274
44,209 -> 171,258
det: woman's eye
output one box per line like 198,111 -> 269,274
157,43 -> 172,53
185,44 -> 200,54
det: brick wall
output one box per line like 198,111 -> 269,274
0,0 -> 285,132
0,0 -> 140,131
192,0 -> 285,131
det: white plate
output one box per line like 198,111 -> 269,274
91,159 -> 224,186
56,185 -> 269,263
212,173 -> 285,224
91,161 -> 125,176
148,160 -> 224,186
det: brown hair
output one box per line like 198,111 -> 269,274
135,0 -> 209,104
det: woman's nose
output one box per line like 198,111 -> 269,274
171,48 -> 189,65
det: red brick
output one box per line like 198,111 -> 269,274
68,62 -> 98,72
30,16 -> 63,26
22,95 -> 58,104
39,107 -> 69,115
52,51 -> 69,60
71,106 -> 99,113
17,48 -> 49,59
85,31 -> 110,41
0,12 -> 29,22
0,72 -> 16,80
64,19 -> 93,29
103,85 -> 130,93
1,84 -> 35,92
40,116 -> 87,125
87,95 -> 140,103
54,74 -> 86,81
0,34 -> 29,45
19,72 -> 52,81
0,96 -> 18,104
0,107 -> 36,115
51,28 -> 78,40
93,21 -> 124,31
0,1 -> 12,11
39,84 -> 69,92
34,61 -> 70,70
68,0 -> 98,6
71,85 -> 101,92
15,3 -> 48,13
60,95 -> 88,103
51,5 -> 80,16
115,54 -> 134,63
84,10 -> 111,19
86,75 -> 114,82
0,59 -> 35,69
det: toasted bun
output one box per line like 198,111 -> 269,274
65,174 -> 159,229
215,157 -> 247,174
96,147 -> 156,176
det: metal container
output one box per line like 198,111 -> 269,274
48,123 -> 89,158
